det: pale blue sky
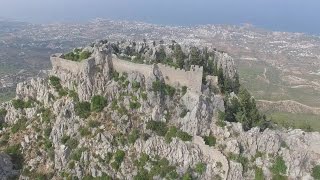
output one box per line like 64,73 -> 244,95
0,0 -> 319,34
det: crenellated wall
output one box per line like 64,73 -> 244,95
51,53 -> 204,93
112,57 -> 203,93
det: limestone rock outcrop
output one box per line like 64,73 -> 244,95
0,40 -> 319,180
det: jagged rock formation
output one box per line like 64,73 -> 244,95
0,40 -> 319,180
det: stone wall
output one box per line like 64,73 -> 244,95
157,64 -> 203,93
51,54 -> 204,93
113,57 -> 203,93
112,57 -> 153,78
50,54 -> 94,74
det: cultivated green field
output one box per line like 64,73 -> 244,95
268,112 -> 320,132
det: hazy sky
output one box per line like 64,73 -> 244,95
0,0 -> 319,34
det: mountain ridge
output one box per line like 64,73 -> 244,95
0,40 -> 319,180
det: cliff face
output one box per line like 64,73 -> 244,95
0,40 -> 319,180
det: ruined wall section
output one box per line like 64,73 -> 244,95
50,53 -> 204,94
157,64 -> 203,93
50,54 -> 95,74
112,57 -> 203,93
112,56 -> 153,78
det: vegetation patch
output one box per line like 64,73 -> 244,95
254,167 -> 264,180
165,126 -> 192,142
75,101 -> 91,119
129,101 -> 141,109
195,162 -> 206,174
146,120 -> 168,137
270,156 -> 287,178
152,80 -> 176,97
12,99 -> 34,109
202,135 -> 216,147
11,117 -> 27,133
91,95 -> 107,112
312,165 -> 320,180
111,150 -> 125,170
63,49 -> 92,61
128,129 -> 140,144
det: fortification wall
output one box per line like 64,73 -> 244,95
50,54 -> 93,74
157,64 -> 203,93
112,57 -> 154,77
50,53 -> 204,93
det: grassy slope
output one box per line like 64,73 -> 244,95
268,112 -> 320,132
237,59 -> 320,132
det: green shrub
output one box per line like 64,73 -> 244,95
270,156 -> 287,176
63,50 -> 91,61
203,135 -> 216,147
88,120 -> 100,128
149,158 -> 176,178
312,165 -> 320,180
79,51 -> 92,60
195,162 -> 206,174
165,126 -> 178,143
216,120 -> 226,127
176,130 -> 192,141
61,135 -> 70,144
44,127 -> 52,137
132,81 -> 141,89
12,99 -> 33,109
165,85 -> 176,97
79,126 -> 91,137
64,52 -> 79,61
111,150 -> 125,170
105,152 -> 113,163
83,174 -> 112,180
135,153 -> 149,168
66,138 -> 79,149
114,150 -> 125,163
75,101 -> 91,118
111,99 -> 118,110
44,139 -> 53,150
58,89 -> 68,97
181,86 -> 187,96
228,153 -> 249,172
91,95 -> 107,112
49,76 -> 62,89
146,120 -> 168,137
255,167 -> 264,180
11,118 -> 27,133
182,171 -> 193,180
130,101 -> 141,109
40,108 -> 52,123
141,92 -> 148,100
112,71 -> 119,81
128,129 -> 140,144
134,169 -> 150,180
68,161 -> 75,169
71,148 -> 86,161
0,133 -> 9,146
152,80 -> 175,97
0,108 -> 7,116
68,90 -> 79,102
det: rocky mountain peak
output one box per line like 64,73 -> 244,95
0,40 -> 319,180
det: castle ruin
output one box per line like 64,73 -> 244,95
50,51 -> 204,94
